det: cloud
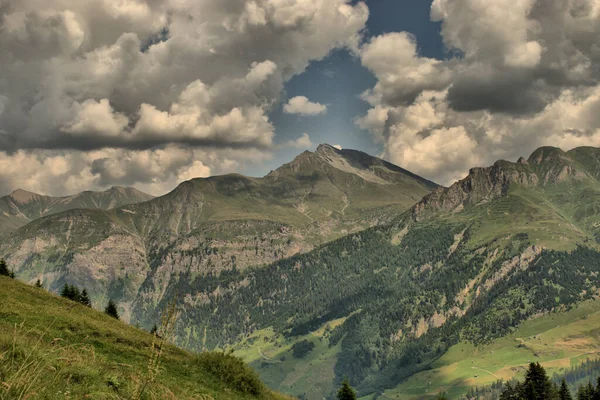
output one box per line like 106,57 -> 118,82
283,96 -> 328,116
430,0 -> 600,114
63,99 -> 129,138
0,0 -> 368,193
359,32 -> 452,106
286,133 -> 313,149
0,145 -> 272,197
357,0 -> 600,185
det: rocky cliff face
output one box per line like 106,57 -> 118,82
413,146 -> 600,220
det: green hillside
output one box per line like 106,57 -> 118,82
0,275 -> 290,400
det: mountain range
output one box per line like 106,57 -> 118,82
0,186 -> 155,236
0,144 -> 436,321
3,144 -> 600,399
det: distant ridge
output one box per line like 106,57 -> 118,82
0,186 -> 154,235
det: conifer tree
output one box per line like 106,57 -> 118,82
104,299 -> 119,319
593,377 -> 600,400
0,259 -> 10,277
559,379 -> 573,400
522,362 -> 558,400
577,382 -> 595,400
60,283 -> 82,302
79,289 -> 92,307
34,279 -> 43,288
72,286 -> 81,302
60,283 -> 72,298
337,378 -> 357,400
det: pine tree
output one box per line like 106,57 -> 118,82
60,283 -> 82,302
522,362 -> 558,400
34,279 -> 43,288
61,283 -> 72,298
337,378 -> 357,400
593,377 -> 600,400
0,259 -> 11,277
72,286 -> 81,302
577,382 -> 595,400
500,382 -> 523,400
104,299 -> 119,319
79,289 -> 92,307
559,379 -> 573,400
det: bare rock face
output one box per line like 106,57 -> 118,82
413,146 -> 600,220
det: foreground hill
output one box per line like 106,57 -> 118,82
0,144 -> 437,320
0,186 -> 155,236
157,146 -> 600,399
0,276 -> 290,400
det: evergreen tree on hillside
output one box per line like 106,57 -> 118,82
593,377 -> 600,400
79,289 -> 92,307
559,379 -> 573,400
60,283 -> 82,301
500,381 -> 524,400
0,259 -> 11,277
577,382 -> 595,400
60,283 -> 72,298
522,362 -> 558,400
34,279 -> 43,288
337,378 -> 357,400
104,299 -> 119,319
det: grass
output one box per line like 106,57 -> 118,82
0,276 -> 291,400
231,320 -> 348,400
381,298 -> 600,399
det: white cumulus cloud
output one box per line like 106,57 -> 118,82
283,96 -> 328,116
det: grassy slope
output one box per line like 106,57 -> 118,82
0,276 -> 290,400
383,299 -> 600,399
231,317 -> 350,399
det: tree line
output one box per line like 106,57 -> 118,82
1,258 -> 120,320
498,362 -> 600,400
60,283 -> 119,319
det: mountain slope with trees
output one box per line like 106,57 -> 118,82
0,144 -> 437,320
5,145 -> 600,399
149,146 -> 600,399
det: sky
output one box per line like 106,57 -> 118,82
0,0 -> 600,196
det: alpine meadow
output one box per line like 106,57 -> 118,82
2,1 -> 600,400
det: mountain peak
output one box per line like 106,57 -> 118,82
316,143 -> 340,154
9,189 -> 45,203
528,146 -> 567,165
517,156 -> 529,165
